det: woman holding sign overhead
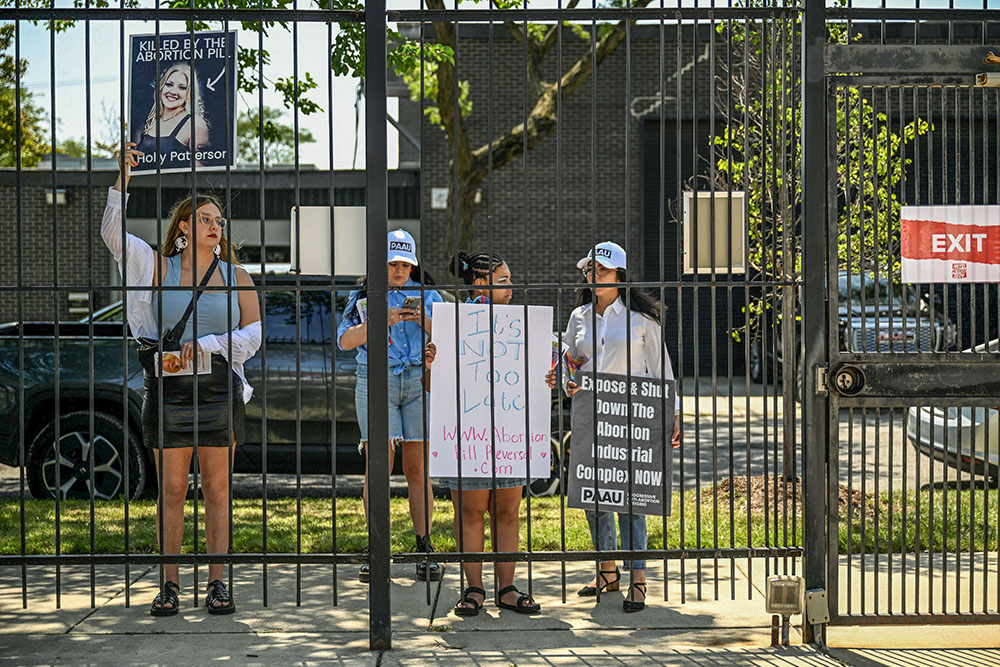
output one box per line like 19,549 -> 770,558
430,251 -> 540,616
546,241 -> 682,613
337,229 -> 444,584
103,144 -> 261,616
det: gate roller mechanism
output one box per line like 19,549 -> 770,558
833,365 -> 865,396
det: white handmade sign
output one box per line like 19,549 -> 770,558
901,205 -> 1000,283
428,302 -> 552,479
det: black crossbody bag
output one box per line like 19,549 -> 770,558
137,256 -> 220,376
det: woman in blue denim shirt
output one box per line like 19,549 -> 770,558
337,229 -> 444,583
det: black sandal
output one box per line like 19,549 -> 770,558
496,585 -> 541,614
150,581 -> 180,617
415,535 -> 444,582
453,586 -> 486,617
577,568 -> 621,596
623,581 -> 647,613
204,579 -> 236,615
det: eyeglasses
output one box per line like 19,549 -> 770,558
196,215 -> 227,229
581,263 -> 613,279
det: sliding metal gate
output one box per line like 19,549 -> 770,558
823,6 -> 1000,627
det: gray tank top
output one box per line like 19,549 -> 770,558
152,254 -> 242,343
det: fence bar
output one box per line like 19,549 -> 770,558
364,0 -> 391,650
801,0 -> 829,646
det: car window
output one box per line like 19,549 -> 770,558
81,303 -> 124,323
264,290 -> 332,344
838,274 -> 911,310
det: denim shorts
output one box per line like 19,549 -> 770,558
438,476 -> 523,491
355,364 -> 427,443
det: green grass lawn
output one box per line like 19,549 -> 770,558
1,477 -> 995,555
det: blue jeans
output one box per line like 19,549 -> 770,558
355,364 -> 427,443
585,510 -> 647,571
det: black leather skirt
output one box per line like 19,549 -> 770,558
141,355 -> 246,449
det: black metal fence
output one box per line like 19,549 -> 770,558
0,0 -> 997,650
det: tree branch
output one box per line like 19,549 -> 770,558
504,20 -> 528,47
468,0 -> 651,181
426,0 -> 474,175
540,0 -> 582,58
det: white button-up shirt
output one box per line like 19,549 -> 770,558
562,297 -> 680,409
100,187 -> 260,403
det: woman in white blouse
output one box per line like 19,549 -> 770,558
101,143 -> 261,616
547,241 -> 682,612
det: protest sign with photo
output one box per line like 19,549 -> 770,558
567,372 -> 675,516
428,302 -> 552,480
128,30 -> 237,174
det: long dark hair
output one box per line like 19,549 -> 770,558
576,268 -> 663,323
449,250 -> 506,285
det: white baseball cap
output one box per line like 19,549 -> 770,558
576,241 -> 626,271
387,229 -> 418,265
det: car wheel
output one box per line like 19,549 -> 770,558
528,432 -> 571,498
27,411 -> 147,501
749,340 -> 769,383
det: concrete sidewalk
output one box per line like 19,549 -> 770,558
1,560 -> 997,666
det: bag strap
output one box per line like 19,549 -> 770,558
163,256 -> 220,345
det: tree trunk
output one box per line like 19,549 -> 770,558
425,2 -> 652,253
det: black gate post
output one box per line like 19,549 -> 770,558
801,0 -> 829,646
365,0 -> 392,651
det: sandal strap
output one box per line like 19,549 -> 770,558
459,586 -> 486,608
600,569 -> 621,583
497,585 -> 535,608
152,581 -> 180,608
496,584 -> 520,598
206,579 -> 231,603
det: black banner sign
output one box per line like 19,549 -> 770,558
567,372 -> 675,516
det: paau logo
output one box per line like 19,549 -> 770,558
581,487 -> 624,505
595,248 -> 613,259
390,241 -> 412,252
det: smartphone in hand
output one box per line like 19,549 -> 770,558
401,296 -> 421,311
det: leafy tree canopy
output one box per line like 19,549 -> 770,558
236,105 -> 315,165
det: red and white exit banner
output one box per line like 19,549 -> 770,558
901,206 -> 1000,283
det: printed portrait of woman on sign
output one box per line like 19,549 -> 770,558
134,63 -> 211,171
128,31 -> 237,175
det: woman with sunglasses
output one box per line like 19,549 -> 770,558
547,241 -> 682,612
102,143 -> 261,616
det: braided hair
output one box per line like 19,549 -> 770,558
449,251 -> 506,285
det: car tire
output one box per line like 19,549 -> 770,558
528,431 -> 571,498
749,340 -> 770,383
27,411 -> 147,501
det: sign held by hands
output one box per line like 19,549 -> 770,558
428,303 -> 552,480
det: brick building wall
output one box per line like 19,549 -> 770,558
0,179 -> 117,322
415,24 -> 718,300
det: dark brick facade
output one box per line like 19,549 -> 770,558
416,24 -> 717,294
0,179 -> 117,322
